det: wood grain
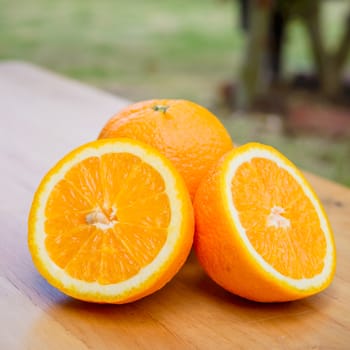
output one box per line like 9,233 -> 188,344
1,61 -> 349,349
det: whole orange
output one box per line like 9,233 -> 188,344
98,99 -> 233,198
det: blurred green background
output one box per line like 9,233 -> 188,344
1,0 -> 349,186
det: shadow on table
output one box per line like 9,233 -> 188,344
26,251 -> 336,348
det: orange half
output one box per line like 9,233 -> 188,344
194,143 -> 336,302
28,138 -> 194,303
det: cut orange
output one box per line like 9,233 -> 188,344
194,143 -> 336,302
28,138 -> 194,303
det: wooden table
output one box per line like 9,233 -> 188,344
1,61 -> 349,349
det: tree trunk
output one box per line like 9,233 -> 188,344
334,12 -> 350,82
303,3 -> 350,98
321,58 -> 343,98
237,0 -> 272,109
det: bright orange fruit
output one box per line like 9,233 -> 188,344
28,138 -> 194,303
98,99 -> 233,199
194,143 -> 336,302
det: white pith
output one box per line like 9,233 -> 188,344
224,147 -> 334,290
33,141 -> 184,297
85,207 -> 118,230
267,206 -> 291,229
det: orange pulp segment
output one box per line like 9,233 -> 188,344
232,157 -> 326,279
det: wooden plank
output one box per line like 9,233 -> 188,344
0,277 -> 88,350
1,61 -> 349,349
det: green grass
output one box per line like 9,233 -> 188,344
0,0 -> 242,102
1,0 -> 349,186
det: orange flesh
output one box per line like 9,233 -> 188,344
231,157 -> 326,279
44,153 -> 170,284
